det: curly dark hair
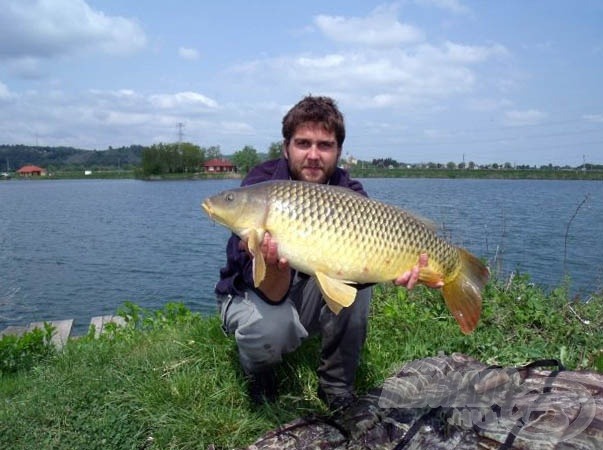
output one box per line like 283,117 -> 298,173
282,95 -> 345,148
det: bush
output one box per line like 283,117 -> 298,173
0,323 -> 56,374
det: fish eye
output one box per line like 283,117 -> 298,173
225,193 -> 235,202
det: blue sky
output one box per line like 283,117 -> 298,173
1,0 -> 602,166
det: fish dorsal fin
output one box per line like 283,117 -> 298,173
247,229 -> 266,287
314,271 -> 357,315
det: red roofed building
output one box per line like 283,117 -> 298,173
17,165 -> 47,176
203,158 -> 236,173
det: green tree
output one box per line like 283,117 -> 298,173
141,142 -> 204,175
180,143 -> 204,173
141,145 -> 164,175
232,145 -> 261,173
267,141 -> 282,160
205,146 -> 222,161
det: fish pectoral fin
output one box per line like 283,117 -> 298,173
324,297 -> 344,315
314,271 -> 357,315
246,229 -> 266,288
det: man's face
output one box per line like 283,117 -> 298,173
283,122 -> 341,184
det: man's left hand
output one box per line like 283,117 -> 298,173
394,253 -> 444,290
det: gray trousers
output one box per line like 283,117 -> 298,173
218,274 -> 372,396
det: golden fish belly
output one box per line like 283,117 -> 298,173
263,181 -> 461,283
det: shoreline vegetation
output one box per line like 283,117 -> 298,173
1,275 -> 602,449
2,143 -> 602,181
2,166 -> 603,181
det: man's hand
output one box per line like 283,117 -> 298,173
239,232 -> 290,271
258,232 -> 290,272
394,253 -> 444,290
240,232 -> 291,302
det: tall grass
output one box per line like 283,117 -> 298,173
1,276 -> 602,449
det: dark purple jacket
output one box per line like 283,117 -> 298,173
214,157 -> 367,299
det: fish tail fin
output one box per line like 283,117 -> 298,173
442,248 -> 490,334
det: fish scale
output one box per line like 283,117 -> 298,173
202,180 -> 489,334
268,181 -> 454,282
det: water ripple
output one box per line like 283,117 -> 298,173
1,178 -> 601,334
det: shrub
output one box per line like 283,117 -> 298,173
0,323 -> 56,374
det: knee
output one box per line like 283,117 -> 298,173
234,299 -> 308,369
236,303 -> 299,343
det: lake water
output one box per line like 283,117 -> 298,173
1,178 -> 602,334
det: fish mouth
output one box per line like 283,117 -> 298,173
201,199 -> 213,218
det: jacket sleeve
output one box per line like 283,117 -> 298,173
214,159 -> 291,300
336,168 -> 368,197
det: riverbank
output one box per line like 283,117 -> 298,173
1,276 -> 602,449
349,167 -> 603,180
3,167 -> 603,181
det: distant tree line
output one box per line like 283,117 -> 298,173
372,158 -> 400,168
0,141 -> 283,175
364,157 -> 603,172
141,142 -> 206,175
140,142 -> 281,176
141,141 -> 283,176
3,142 -> 600,176
0,144 -> 144,171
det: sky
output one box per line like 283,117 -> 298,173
1,0 -> 602,166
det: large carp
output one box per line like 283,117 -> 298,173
202,180 -> 489,334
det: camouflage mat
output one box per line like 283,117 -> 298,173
246,353 -> 603,449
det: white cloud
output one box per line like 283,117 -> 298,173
243,37 -> 506,109
0,81 -> 12,100
583,114 -> 603,123
296,54 -> 346,69
178,47 -> 200,61
227,4 -> 508,112
0,87 -> 227,149
466,97 -> 513,112
216,121 -> 255,136
149,92 -> 218,110
314,4 -> 424,47
0,0 -> 147,61
95,110 -> 151,126
413,0 -> 472,15
504,109 -> 547,126
441,41 -> 509,63
4,57 -> 45,79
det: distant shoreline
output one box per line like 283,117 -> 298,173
0,168 -> 603,183
3,168 -> 602,181
349,167 -> 603,180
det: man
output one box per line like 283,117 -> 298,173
215,95 -> 432,409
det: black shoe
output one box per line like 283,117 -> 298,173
247,368 -> 278,405
317,386 -> 357,412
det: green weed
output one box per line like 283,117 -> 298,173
0,322 -> 56,374
0,278 -> 602,449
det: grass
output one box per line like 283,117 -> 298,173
1,275 -> 602,449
